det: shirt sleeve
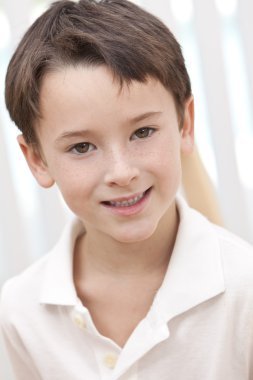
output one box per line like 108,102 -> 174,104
0,282 -> 42,380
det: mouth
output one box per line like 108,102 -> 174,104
101,187 -> 152,208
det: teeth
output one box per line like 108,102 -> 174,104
109,192 -> 145,207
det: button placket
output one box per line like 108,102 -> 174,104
92,339 -> 121,378
70,304 -> 89,332
72,312 -> 87,330
103,352 -> 119,369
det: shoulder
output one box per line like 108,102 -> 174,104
0,217 -> 83,324
214,223 -> 253,264
188,205 -> 253,306
212,224 -> 253,287
184,198 -> 253,271
180,196 -> 253,287
0,254 -> 49,323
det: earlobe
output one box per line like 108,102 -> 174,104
180,96 -> 195,154
17,135 -> 55,188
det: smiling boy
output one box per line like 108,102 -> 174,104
1,1 -> 253,379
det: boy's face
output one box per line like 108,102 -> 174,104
19,65 -> 194,243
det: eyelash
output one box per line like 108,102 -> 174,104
68,127 -> 156,155
131,127 -> 156,140
69,142 -> 96,155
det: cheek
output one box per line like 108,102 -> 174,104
149,133 -> 181,171
150,136 -> 182,189
40,148 -> 100,214
56,176 -> 94,218
51,163 -> 95,203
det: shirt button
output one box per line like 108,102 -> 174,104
104,353 -> 118,369
73,313 -> 87,330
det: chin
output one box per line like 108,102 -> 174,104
111,221 -> 158,244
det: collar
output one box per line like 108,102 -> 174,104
39,197 -> 225,319
39,217 -> 84,305
148,196 -> 225,325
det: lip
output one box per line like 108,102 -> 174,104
102,190 -> 148,204
101,187 -> 152,216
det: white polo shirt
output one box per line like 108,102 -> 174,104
1,197 -> 253,380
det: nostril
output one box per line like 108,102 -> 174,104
104,165 -> 140,187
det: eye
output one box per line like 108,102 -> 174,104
131,127 -> 156,140
69,142 -> 96,155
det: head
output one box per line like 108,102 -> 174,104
5,0 -> 194,244
5,0 -> 191,146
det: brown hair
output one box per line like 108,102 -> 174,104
5,0 -> 192,144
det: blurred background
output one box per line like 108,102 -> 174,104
0,0 -> 253,378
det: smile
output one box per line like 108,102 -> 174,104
102,188 -> 151,208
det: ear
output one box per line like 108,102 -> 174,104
17,135 -> 55,188
180,96 -> 195,154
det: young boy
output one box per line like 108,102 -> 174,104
1,1 -> 253,379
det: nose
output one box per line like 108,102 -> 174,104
104,148 -> 140,187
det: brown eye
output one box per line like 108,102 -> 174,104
132,127 -> 155,140
71,142 -> 95,155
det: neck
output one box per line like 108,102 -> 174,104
74,202 -> 179,279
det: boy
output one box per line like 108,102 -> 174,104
1,1 -> 253,379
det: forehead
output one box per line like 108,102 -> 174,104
38,65 -> 177,133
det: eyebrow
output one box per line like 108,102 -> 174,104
55,130 -> 91,144
55,111 -> 162,144
129,111 -> 162,123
